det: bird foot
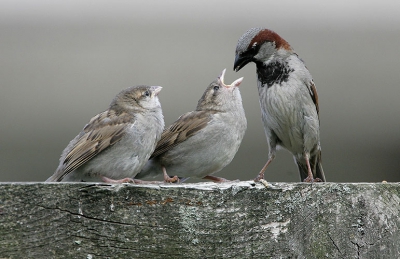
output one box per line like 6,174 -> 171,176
162,166 -> 179,183
253,173 -> 264,182
303,176 -> 323,183
133,179 -> 165,184
101,176 -> 135,183
259,179 -> 269,188
164,175 -> 179,183
203,175 -> 233,183
101,176 -> 164,184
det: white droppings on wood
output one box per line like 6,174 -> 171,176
260,219 -> 291,241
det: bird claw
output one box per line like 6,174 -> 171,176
259,179 -> 269,188
101,176 -> 135,183
303,176 -> 323,183
164,175 -> 179,183
202,175 -> 232,183
101,176 -> 166,184
253,174 -> 264,182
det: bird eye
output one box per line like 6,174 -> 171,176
213,85 -> 220,91
144,90 -> 150,97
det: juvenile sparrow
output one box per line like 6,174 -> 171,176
234,28 -> 326,182
46,85 -> 165,183
136,69 -> 247,183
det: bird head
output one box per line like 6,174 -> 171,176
112,85 -> 163,113
234,28 -> 293,72
197,69 -> 244,111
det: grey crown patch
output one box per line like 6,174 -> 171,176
236,27 -> 265,53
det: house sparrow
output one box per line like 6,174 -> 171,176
233,28 -> 326,182
136,69 -> 247,183
46,85 -> 165,183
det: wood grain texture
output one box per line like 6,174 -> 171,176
0,182 -> 399,258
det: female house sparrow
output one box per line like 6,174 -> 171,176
136,69 -> 247,183
46,85 -> 165,183
233,28 -> 326,182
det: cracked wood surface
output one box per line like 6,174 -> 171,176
0,182 -> 399,258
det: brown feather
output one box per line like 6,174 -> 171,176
308,82 -> 319,117
57,110 -> 134,180
151,111 -> 214,158
250,29 -> 292,51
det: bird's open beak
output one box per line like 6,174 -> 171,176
234,52 -> 253,72
219,68 -> 243,89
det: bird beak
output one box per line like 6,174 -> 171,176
234,52 -> 253,72
231,77 -> 244,87
218,68 -> 226,85
151,86 -> 162,96
219,68 -> 243,89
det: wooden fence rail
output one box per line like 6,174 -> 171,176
0,182 -> 399,258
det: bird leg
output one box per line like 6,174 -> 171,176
203,175 -> 232,183
303,153 -> 322,183
162,166 -> 179,183
254,154 -> 275,182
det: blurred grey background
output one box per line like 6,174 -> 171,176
1,0 -> 399,182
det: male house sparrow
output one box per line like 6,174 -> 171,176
136,69 -> 247,183
234,28 -> 326,182
46,85 -> 165,183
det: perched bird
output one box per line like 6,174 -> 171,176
46,85 -> 165,183
233,28 -> 325,182
136,69 -> 247,183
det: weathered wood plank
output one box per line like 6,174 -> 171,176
0,182 -> 399,258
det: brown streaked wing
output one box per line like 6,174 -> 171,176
151,111 -> 214,158
308,81 -> 319,116
56,110 -> 133,181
